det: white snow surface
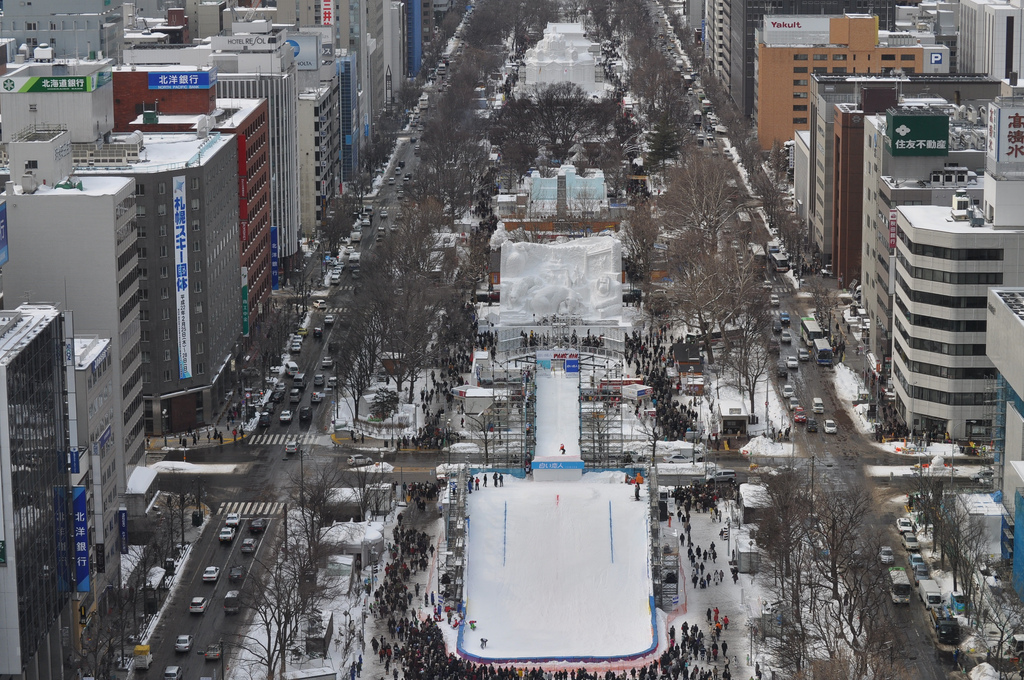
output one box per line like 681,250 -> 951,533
535,371 -> 582,458
463,472 -> 655,662
498,239 -> 623,324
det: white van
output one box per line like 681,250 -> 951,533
812,398 -> 825,414
164,667 -> 183,680
285,361 -> 299,377
918,579 -> 942,609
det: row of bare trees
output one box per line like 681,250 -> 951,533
757,470 -> 908,679
330,199 -> 471,424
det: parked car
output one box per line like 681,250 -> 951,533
258,412 -> 271,427
782,384 -> 795,398
202,566 -> 220,582
348,454 -> 374,467
321,356 -> 334,369
879,546 -> 895,565
896,517 -> 914,534
776,362 -> 788,378
902,531 -> 920,551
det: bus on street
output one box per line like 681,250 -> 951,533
770,252 -> 790,272
890,567 -> 912,604
813,338 -> 834,365
800,317 -> 825,346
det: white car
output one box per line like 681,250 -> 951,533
225,513 -> 241,527
770,294 -> 780,306
321,356 -> 334,369
279,410 -> 293,424
879,546 -> 895,565
663,452 -> 703,464
324,314 -> 336,325
782,384 -> 795,398
330,272 -> 342,284
202,566 -> 221,582
189,597 -> 208,614
218,527 -> 236,543
780,329 -> 793,343
896,517 -> 914,534
823,419 -> 837,434
348,454 -> 374,467
174,634 -> 194,652
786,356 -> 798,369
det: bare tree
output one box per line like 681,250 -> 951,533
620,202 -> 659,291
660,157 -> 739,249
532,82 -> 611,164
334,303 -> 385,422
663,244 -> 732,364
418,119 -> 487,222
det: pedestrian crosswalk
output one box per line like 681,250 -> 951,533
322,306 -> 351,314
216,501 -> 286,516
247,433 -> 322,446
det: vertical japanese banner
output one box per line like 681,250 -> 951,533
241,267 -> 250,337
119,506 -> 129,554
72,486 -> 90,592
53,488 -> 71,591
173,176 -> 192,379
888,209 -> 898,249
270,226 -> 280,290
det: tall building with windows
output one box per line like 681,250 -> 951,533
2,111 -> 146,485
890,97 -> 1024,439
0,304 -> 71,679
709,0 -> 898,117
0,0 -> 124,59
74,131 -> 242,435
755,14 -> 948,148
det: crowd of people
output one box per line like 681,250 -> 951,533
624,329 -> 705,443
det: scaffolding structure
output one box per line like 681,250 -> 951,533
578,353 -> 628,467
440,466 -> 470,606
468,353 -> 538,468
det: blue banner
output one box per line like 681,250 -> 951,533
270,225 -> 280,290
0,203 -> 8,267
148,70 -> 216,90
72,486 -> 90,592
565,358 -> 579,373
532,460 -> 585,470
119,507 -> 129,554
53,488 -> 71,591
68,447 -> 80,474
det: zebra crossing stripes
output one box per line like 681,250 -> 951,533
248,432 -> 320,446
323,306 -> 350,314
216,501 -> 285,516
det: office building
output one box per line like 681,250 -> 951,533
74,131 -> 241,434
704,0 -> 897,118
986,287 -> 1024,598
805,73 -> 1000,271
755,14 -> 949,148
859,101 -> 987,381
959,0 -> 1024,78
0,59 -> 147,481
0,0 -> 124,59
0,304 -> 71,679
111,65 -> 273,334
299,85 -> 341,235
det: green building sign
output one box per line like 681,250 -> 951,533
1,71 -> 111,93
887,113 -> 950,157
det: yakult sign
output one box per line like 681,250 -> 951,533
762,15 -> 832,44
